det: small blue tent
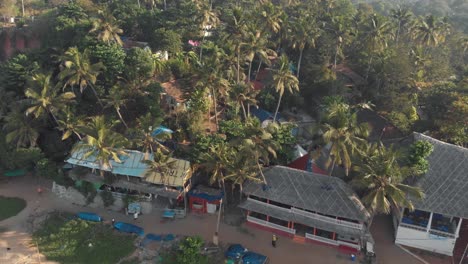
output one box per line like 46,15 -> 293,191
225,244 -> 247,260
77,212 -> 101,222
114,222 -> 144,236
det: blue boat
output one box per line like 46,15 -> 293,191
241,252 -> 268,264
77,212 -> 102,222
114,222 -> 144,236
225,244 -> 248,260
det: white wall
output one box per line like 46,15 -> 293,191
395,225 -> 456,256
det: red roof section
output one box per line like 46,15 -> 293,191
287,154 -> 328,176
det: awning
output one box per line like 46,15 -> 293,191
144,158 -> 191,187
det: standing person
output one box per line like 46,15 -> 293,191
272,234 -> 277,248
133,212 -> 138,221
111,218 -> 115,227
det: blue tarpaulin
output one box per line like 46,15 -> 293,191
225,244 -> 247,259
77,212 -> 102,222
152,126 -> 174,137
249,107 -> 281,122
114,222 -> 144,236
242,252 -> 268,264
188,188 -> 223,202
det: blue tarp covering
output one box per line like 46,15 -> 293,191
242,252 -> 268,264
225,244 -> 247,259
250,107 -> 281,122
152,126 -> 174,137
188,188 -> 223,202
77,212 -> 102,222
114,222 -> 144,236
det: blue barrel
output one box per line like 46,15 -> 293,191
77,212 -> 102,222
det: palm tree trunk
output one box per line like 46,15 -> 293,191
221,178 -> 227,205
256,160 -> 267,184
164,0 -> 166,10
297,48 -> 303,79
137,0 -> 141,8
273,93 -> 283,122
248,60 -> 253,83
329,159 -> 336,176
396,21 -> 401,45
241,102 -> 247,120
116,108 -> 129,129
365,55 -> 373,81
236,46 -> 241,84
211,87 -> 218,130
255,60 -> 263,80
89,83 -> 104,108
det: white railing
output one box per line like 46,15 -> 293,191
305,233 -> 338,246
292,208 -> 364,230
247,198 -> 364,231
399,223 -> 427,232
247,215 -> 296,234
337,240 -> 361,250
429,229 -> 456,239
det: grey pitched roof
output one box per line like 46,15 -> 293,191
242,166 -> 370,222
411,133 -> 468,218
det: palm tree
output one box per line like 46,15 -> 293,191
103,85 -> 130,129
24,73 -> 76,124
390,5 -> 413,45
320,100 -> 369,176
133,113 -> 172,160
58,47 -> 105,107
242,28 -> 276,83
2,109 -> 40,148
289,12 -> 320,79
143,148 -> 177,185
90,11 -> 123,46
57,107 -> 85,140
412,15 -> 449,48
200,142 -> 233,202
74,116 -> 128,176
351,143 -> 424,224
271,55 -> 299,122
230,83 -> 258,119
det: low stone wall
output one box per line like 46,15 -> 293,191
51,181 -> 151,212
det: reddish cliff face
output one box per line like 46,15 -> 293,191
0,29 -> 41,61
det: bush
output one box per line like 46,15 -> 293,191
100,191 -> 115,207
408,141 -> 434,175
76,181 -> 97,205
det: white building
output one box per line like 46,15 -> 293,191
393,133 -> 468,256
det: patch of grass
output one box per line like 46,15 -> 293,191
120,257 -> 140,264
33,212 -> 136,264
0,196 -> 27,221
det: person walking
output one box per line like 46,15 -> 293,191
272,234 -> 277,248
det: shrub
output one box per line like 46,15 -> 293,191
408,141 -> 434,175
100,191 -> 115,208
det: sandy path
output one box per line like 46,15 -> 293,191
1,176 -> 421,264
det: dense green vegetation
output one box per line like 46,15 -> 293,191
0,0 -> 465,216
0,196 -> 26,221
33,212 -> 136,264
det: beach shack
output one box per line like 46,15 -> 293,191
188,186 -> 223,214
65,144 -> 192,211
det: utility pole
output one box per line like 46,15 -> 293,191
213,198 -> 223,246
21,0 -> 25,17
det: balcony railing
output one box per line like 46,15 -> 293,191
305,233 -> 338,246
247,198 -> 364,230
292,208 -> 364,230
399,222 -> 428,232
429,229 -> 456,239
247,215 -> 296,235
337,240 -> 361,250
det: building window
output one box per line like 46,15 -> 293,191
250,211 -> 267,221
402,208 -> 430,228
268,217 -> 289,227
250,195 -> 268,203
315,228 -> 335,240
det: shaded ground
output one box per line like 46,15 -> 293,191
1,175 -> 425,264
0,196 -> 26,221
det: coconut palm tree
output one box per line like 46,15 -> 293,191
133,113 -> 172,160
58,47 -> 105,107
242,27 -> 276,83
143,148 -> 177,185
90,11 -> 123,46
200,142 -> 233,202
320,100 -> 369,176
74,115 -> 128,176
412,15 -> 449,48
230,83 -> 258,119
24,73 -> 76,124
271,55 -> 299,122
289,13 -> 320,79
57,106 -> 85,140
351,143 -> 424,220
2,109 -> 40,148
390,5 -> 414,45
103,85 -> 130,129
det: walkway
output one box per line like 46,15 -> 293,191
1,176 -> 422,264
